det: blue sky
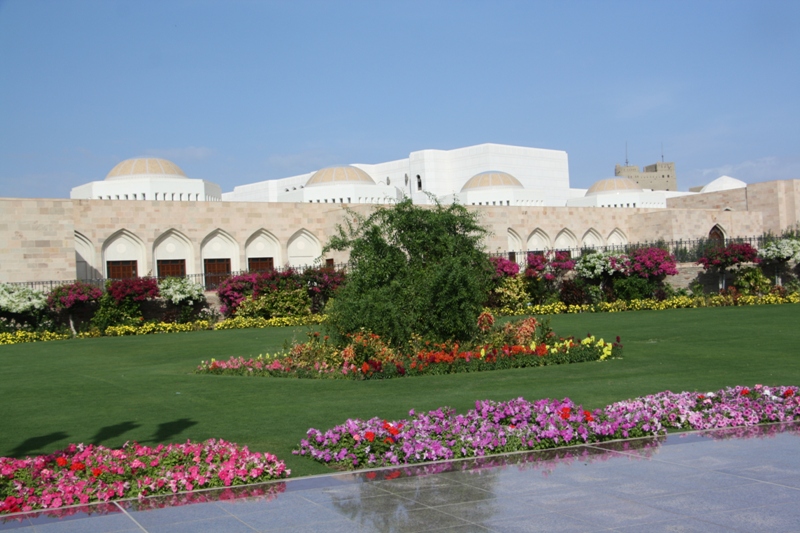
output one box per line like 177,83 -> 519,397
1,0 -> 798,198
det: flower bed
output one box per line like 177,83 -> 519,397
0,439 -> 289,515
498,292 -> 800,316
0,315 -> 326,345
197,335 -> 618,380
294,385 -> 799,470
196,316 -> 622,380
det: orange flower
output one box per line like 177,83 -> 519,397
361,362 -> 369,374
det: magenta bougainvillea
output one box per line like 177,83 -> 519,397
525,251 -> 574,281
217,268 -> 345,316
628,247 -> 678,279
489,256 -> 520,278
46,282 -> 103,312
106,277 -> 160,303
697,243 -> 759,271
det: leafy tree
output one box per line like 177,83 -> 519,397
323,199 -> 493,346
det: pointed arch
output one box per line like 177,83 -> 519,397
287,229 -> 321,268
553,228 -> 578,252
245,229 -> 282,271
102,229 -> 146,278
606,228 -> 628,249
526,228 -> 550,252
154,229 -> 194,277
74,231 -> 99,280
201,229 -> 240,289
709,224 -> 726,245
507,228 -> 523,253
581,228 -> 603,250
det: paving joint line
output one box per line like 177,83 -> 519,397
113,501 -> 149,533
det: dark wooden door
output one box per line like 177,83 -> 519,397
107,260 -> 137,279
204,258 -> 231,289
157,259 -> 186,278
248,257 -> 274,272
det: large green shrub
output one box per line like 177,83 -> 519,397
235,288 -> 311,319
324,199 -> 493,346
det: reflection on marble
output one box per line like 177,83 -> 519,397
1,422 -> 799,532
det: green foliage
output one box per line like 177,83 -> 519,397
612,276 -> 658,301
235,288 -> 311,319
733,267 -> 773,296
323,198 -> 493,346
90,293 -> 142,331
493,274 -> 530,313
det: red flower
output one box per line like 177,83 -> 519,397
383,437 -> 394,445
741,388 -> 750,396
92,468 -> 103,477
56,457 -> 68,467
559,407 -> 571,420
70,462 -> 86,471
365,431 -> 375,442
583,410 -> 594,422
784,389 -> 795,398
361,362 -> 369,374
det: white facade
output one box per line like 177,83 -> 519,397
566,177 -> 696,209
70,157 -> 222,201
222,143 -> 577,207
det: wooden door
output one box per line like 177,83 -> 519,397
204,258 -> 231,289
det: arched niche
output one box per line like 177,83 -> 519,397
581,228 -> 603,250
201,229 -> 240,289
287,229 -> 321,267
607,228 -> 628,248
102,229 -> 146,278
201,229 -> 240,270
245,229 -> 281,271
75,231 -> 100,280
153,229 -> 194,277
553,229 -> 577,252
709,224 -> 726,245
527,228 -> 550,252
507,228 -> 523,253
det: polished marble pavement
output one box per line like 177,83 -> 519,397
2,423 -> 800,532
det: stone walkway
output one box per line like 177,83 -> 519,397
2,423 -> 799,532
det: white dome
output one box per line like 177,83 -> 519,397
305,166 -> 375,187
700,175 -> 747,193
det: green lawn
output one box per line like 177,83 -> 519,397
1,304 -> 799,477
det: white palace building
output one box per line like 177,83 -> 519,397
2,143 -> 796,284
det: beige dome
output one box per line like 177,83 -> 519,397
461,171 -> 523,192
586,177 -> 641,196
305,166 -> 375,187
105,158 -> 187,181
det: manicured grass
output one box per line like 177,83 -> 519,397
1,304 -> 799,477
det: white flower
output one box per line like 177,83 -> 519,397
759,239 -> 800,262
0,283 -> 47,314
158,277 -> 205,305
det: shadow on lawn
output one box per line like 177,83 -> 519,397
151,418 -> 198,444
90,421 -> 140,446
11,431 -> 69,457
